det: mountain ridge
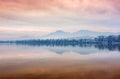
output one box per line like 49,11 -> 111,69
41,30 -> 119,39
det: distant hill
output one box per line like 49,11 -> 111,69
41,30 -> 119,39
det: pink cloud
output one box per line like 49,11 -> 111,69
0,0 -> 119,14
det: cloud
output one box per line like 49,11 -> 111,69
0,0 -> 120,17
0,0 -> 119,39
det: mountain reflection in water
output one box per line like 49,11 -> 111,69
0,44 -> 120,79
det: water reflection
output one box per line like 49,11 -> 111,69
0,44 -> 120,60
15,43 -> 120,52
0,44 -> 120,79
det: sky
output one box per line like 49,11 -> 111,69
0,0 -> 120,40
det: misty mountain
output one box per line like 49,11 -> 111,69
41,30 -> 119,39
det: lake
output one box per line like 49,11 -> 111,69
0,44 -> 120,79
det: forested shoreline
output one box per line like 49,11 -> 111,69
0,35 -> 120,45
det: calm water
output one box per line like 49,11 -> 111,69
0,44 -> 120,60
0,44 -> 120,79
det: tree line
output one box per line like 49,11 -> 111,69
0,35 -> 120,46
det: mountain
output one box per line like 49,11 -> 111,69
41,30 -> 119,39
73,30 -> 118,37
42,30 -> 71,39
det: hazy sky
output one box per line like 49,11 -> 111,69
0,0 -> 120,40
